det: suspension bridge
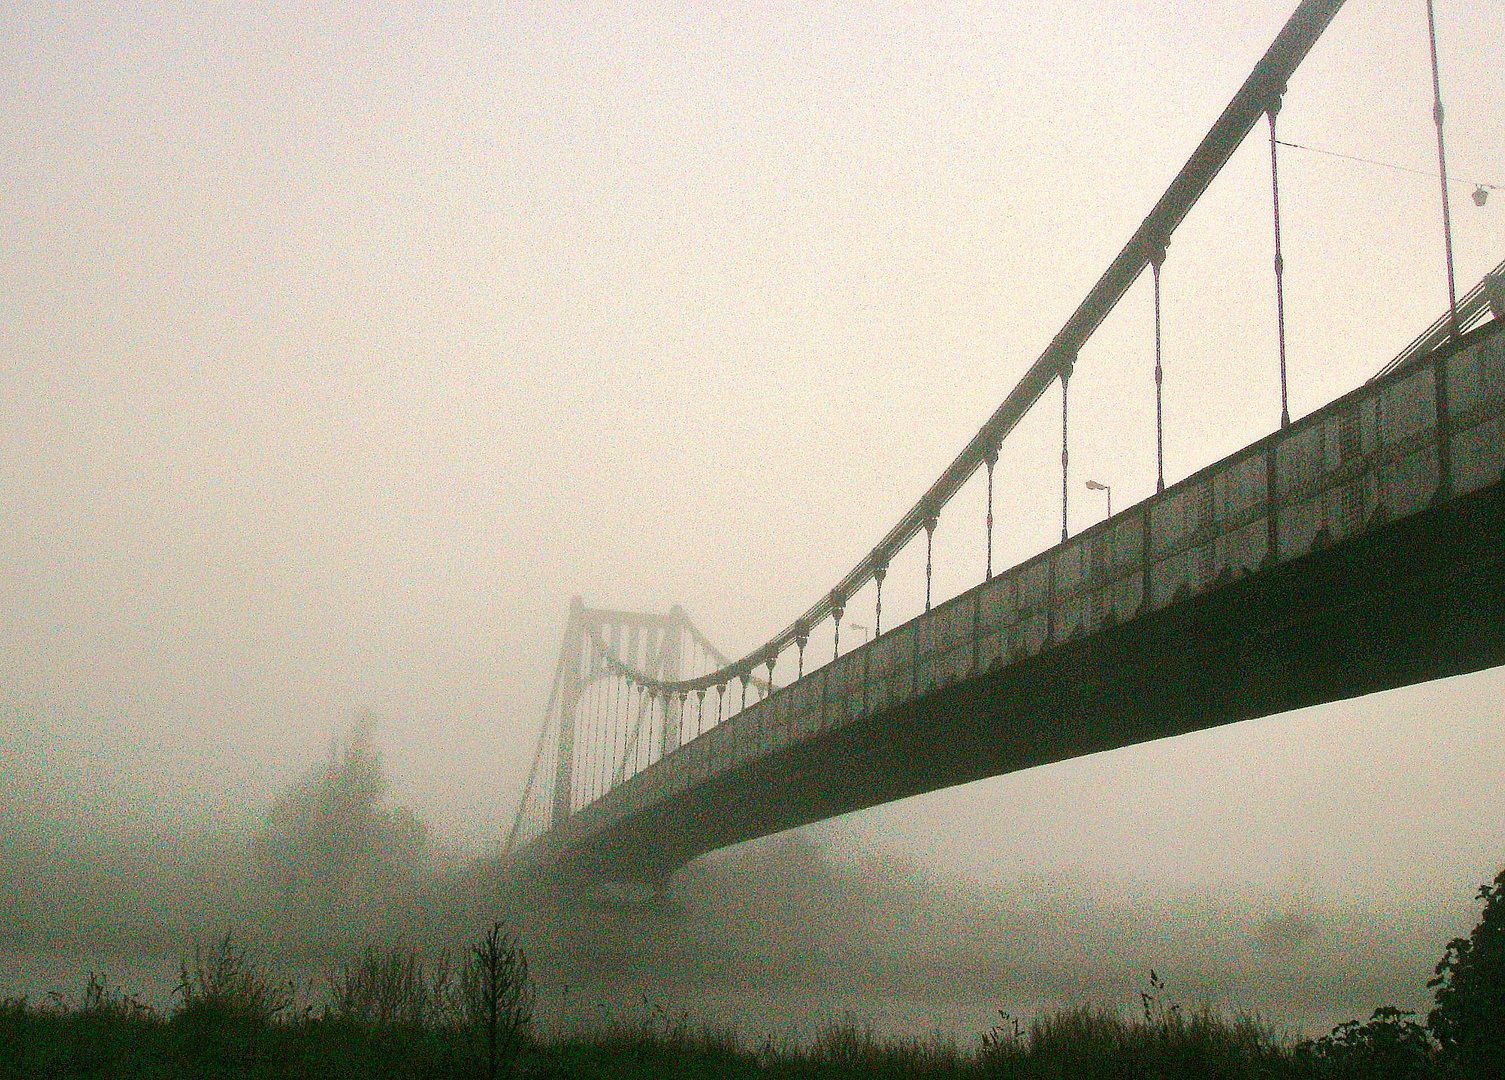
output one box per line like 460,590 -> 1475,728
504,0 -> 1505,886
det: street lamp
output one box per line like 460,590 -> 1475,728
1085,479 -> 1112,520
848,622 -> 870,646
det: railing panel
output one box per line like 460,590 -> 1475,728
1276,424 -> 1326,502
1212,517 -> 1268,578
1151,543 -> 1210,610
1017,560 -> 1050,617
1448,331 -> 1505,496
791,674 -> 821,743
1009,610 -> 1050,661
1213,453 -> 1267,527
917,594 -> 975,694
1054,538 -> 1089,598
1447,332 -> 1505,418
733,700 -> 762,763
868,624 -> 914,716
1098,571 -> 1144,625
1453,416 -> 1505,496
869,624 -> 910,676
824,651 -> 864,730
977,571 -> 1017,633
976,628 -> 1003,673
1053,591 -> 1090,643
1150,479 -> 1212,559
1378,443 -> 1440,522
754,691 -> 778,754
1277,493 -> 1322,561
1376,366 -> 1437,446
975,572 -> 1015,671
1105,514 -> 1146,574
708,722 -> 731,777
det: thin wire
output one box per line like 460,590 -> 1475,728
1153,254 -> 1165,493
924,519 -> 935,613
583,654 -> 595,804
636,688 -> 646,772
1269,108 -> 1291,429
1060,370 -> 1070,543
1426,0 -> 1459,337
585,665 -> 598,806
984,452 -> 996,581
603,671 -> 617,798
615,675 -> 627,786
577,651 -> 591,808
1274,138 -> 1500,192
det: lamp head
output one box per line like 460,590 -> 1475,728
1474,185 -> 1489,208
1085,479 -> 1109,491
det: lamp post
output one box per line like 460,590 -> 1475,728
1085,479 -> 1112,521
848,622 -> 870,646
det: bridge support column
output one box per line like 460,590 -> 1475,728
661,608 -> 686,752
550,599 -> 586,829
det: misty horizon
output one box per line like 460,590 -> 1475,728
3,0 -> 1504,1058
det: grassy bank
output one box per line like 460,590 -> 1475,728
0,990 -> 1471,1079
3,898 -> 1499,1080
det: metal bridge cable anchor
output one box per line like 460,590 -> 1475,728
983,447 -> 999,581
1151,243 -> 1167,493
1268,101 -> 1291,429
1426,0 -> 1460,338
1060,363 -> 1072,544
923,515 -> 938,612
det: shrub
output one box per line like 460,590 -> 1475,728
173,931 -> 292,1027
1428,867 -> 1505,1079
328,947 -> 457,1029
251,716 -> 428,908
462,922 -> 533,1079
75,972 -> 154,1023
1295,1006 -> 1439,1079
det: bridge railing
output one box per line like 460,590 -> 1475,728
519,317 -> 1504,860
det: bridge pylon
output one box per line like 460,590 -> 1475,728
505,600 -> 732,863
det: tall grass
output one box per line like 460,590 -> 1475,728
0,959 -> 1477,1080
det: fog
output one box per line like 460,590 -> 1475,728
2,0 -> 1504,1041
0,727 -> 1484,1039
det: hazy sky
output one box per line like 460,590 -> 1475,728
2,1 -> 1502,901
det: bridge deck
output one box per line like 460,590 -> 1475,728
521,318 -> 1505,882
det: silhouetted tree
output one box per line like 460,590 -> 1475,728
251,714 -> 427,907
1296,1006 -> 1436,1080
463,922 -> 532,1079
1429,866 -> 1505,1078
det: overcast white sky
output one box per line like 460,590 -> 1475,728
2,0 -> 1502,903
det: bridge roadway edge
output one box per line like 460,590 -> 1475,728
544,477 -> 1505,886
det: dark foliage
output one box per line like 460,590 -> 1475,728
6,866 -> 1503,1079
1294,1007 -> 1444,1080
1428,868 -> 1505,1079
251,716 -> 428,911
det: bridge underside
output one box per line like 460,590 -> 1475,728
556,478 -> 1505,884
